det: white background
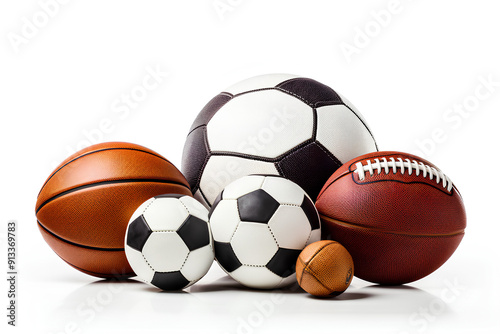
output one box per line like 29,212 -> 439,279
1,0 -> 499,333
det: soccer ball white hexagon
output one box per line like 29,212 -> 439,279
124,194 -> 214,290
209,175 -> 321,289
182,73 -> 378,207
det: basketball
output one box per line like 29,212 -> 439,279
296,240 -> 354,297
35,142 -> 192,279
315,151 -> 466,285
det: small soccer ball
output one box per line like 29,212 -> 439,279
296,240 -> 354,297
124,194 -> 214,290
209,175 -> 321,289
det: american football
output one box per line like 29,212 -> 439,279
316,151 -> 466,285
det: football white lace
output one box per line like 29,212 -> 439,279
354,157 -> 453,192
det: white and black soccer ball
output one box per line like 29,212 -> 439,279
182,73 -> 378,207
209,175 -> 321,289
124,194 -> 214,290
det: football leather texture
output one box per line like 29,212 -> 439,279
315,151 -> 466,285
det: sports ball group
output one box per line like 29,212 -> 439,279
35,74 -> 466,297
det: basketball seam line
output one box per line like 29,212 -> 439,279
304,266 -> 336,294
307,242 -> 335,266
319,215 -> 465,237
298,242 -> 336,292
38,147 -> 175,196
36,178 -> 191,213
37,220 -> 124,251
297,257 -> 307,286
298,252 -> 334,293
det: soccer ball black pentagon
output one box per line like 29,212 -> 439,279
209,175 -> 321,289
182,73 -> 378,207
124,194 -> 214,291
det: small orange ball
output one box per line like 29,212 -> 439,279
296,240 -> 354,297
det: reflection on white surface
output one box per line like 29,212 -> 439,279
27,264 -> 491,334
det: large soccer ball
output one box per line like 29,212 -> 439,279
182,73 -> 378,207
124,194 -> 214,290
209,175 -> 321,289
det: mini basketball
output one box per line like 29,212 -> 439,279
316,151 -> 466,285
35,142 -> 192,279
296,240 -> 354,297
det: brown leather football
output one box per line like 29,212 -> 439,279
35,142 -> 192,279
315,151 -> 466,285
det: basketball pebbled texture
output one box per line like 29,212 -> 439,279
35,142 -> 192,279
182,74 -> 378,207
296,240 -> 354,297
315,151 -> 466,285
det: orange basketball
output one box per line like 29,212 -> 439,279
35,142 -> 192,279
296,240 -> 354,297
